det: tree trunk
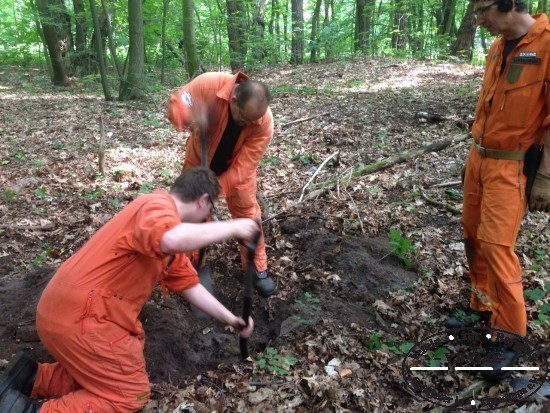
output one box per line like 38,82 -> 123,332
226,0 -> 247,72
451,0 -> 476,61
100,0 -> 122,79
391,0 -> 408,50
439,0 -> 457,36
28,0 -> 53,77
251,0 -> 267,61
290,0 -> 304,64
72,0 -> 88,74
355,0 -> 372,55
182,0 -> 200,78
37,0 -> 70,85
538,0 -> 548,12
161,0 -> 168,82
310,0 -> 322,62
119,0 -> 145,100
89,0 -> 112,99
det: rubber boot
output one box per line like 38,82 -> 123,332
254,270 -> 277,298
0,389 -> 40,413
0,353 -> 37,399
444,309 -> 491,329
481,342 -> 518,382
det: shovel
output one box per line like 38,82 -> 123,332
190,265 -> 215,319
240,230 -> 261,360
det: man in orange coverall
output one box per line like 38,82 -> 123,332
167,72 -> 277,297
445,0 -> 550,381
0,167 -> 256,413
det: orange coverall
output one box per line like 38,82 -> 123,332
33,191 -> 199,412
167,72 -> 273,271
463,14 -> 550,336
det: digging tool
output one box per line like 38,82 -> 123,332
240,229 -> 261,361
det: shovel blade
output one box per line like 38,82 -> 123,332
190,265 -> 215,319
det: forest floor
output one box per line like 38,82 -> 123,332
0,58 -> 548,413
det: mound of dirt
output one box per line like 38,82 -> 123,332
0,223 -> 417,388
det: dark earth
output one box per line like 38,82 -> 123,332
0,219 -> 416,388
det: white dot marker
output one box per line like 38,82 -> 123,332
471,400 -> 476,406
486,334 -> 492,339
449,335 -> 455,340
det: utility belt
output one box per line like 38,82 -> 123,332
472,141 -> 526,160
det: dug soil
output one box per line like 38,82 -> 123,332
0,218 -> 416,387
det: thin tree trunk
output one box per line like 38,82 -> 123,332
119,0 -> 145,100
290,0 -> 304,64
100,0 -> 122,79
183,0 -> 200,78
28,0 -> 53,77
226,0 -> 247,72
451,0 -> 476,61
161,0 -> 168,82
251,0 -> 267,62
310,0 -> 322,61
37,0 -> 70,85
89,0 -> 112,99
391,0 -> 408,50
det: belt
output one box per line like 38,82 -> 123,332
472,141 -> 525,160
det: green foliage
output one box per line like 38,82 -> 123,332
524,288 -> 544,302
365,331 -> 414,356
388,228 -> 415,267
292,292 -> 320,324
4,189 -> 17,201
255,347 -> 297,376
427,347 -> 449,367
291,153 -> 319,165
138,181 -> 155,194
83,187 -> 105,200
260,156 -> 281,166
452,309 -> 480,323
34,186 -> 46,198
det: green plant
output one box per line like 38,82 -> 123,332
83,187 -> 105,200
260,156 -> 281,166
292,292 -> 321,324
34,186 -> 46,198
367,332 -> 382,350
4,189 -> 17,201
452,309 -> 480,323
426,347 -> 449,367
291,153 -> 318,165
15,150 -> 26,161
388,228 -> 415,267
255,347 -> 296,376
138,182 -> 155,194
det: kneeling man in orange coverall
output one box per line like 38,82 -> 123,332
167,72 -> 277,297
0,167 -> 256,413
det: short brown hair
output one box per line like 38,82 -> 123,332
170,167 -> 221,202
235,80 -> 271,109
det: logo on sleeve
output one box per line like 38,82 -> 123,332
181,91 -> 193,107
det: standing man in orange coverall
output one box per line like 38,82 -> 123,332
0,167 -> 256,413
167,72 -> 277,297
445,0 -> 549,381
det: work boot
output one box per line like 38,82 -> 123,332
480,342 -> 518,382
254,270 -> 277,298
0,353 -> 38,399
0,389 -> 41,413
444,308 -> 491,329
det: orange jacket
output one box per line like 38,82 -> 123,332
167,72 -> 273,194
46,190 -> 198,336
472,14 -> 550,150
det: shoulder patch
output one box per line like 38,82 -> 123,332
180,91 -> 193,107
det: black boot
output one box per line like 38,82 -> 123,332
254,269 -> 277,298
0,389 -> 41,413
480,342 -> 518,382
0,353 -> 37,399
444,308 -> 491,329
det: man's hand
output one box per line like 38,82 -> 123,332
232,218 -> 261,242
529,171 -> 550,212
233,316 -> 254,338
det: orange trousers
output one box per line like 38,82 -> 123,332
184,164 -> 267,271
461,147 -> 528,336
33,283 -> 150,412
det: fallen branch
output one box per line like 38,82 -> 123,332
299,151 -> 339,202
315,133 -> 468,190
429,380 -> 486,413
281,112 -> 330,128
431,180 -> 462,188
98,115 -> 106,175
262,212 -> 328,224
420,189 -> 461,215
0,223 -> 55,231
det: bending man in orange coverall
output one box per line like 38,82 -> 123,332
0,167 -> 256,413
445,0 -> 550,381
167,72 -> 277,297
